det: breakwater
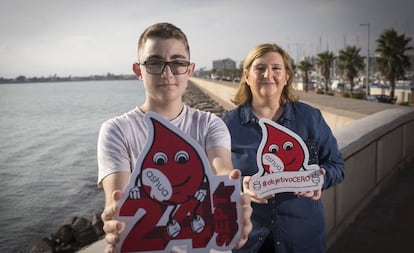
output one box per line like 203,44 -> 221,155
184,80 -> 228,117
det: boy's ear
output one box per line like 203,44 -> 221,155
132,63 -> 142,79
187,63 -> 195,76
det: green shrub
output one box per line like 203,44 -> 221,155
352,93 -> 364,100
316,89 -> 325,94
342,93 -> 364,99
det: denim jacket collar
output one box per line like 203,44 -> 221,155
239,102 -> 295,125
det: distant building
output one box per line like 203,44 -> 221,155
212,58 -> 236,70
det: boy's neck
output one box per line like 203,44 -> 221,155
139,100 -> 184,121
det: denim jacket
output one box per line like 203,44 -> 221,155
222,102 -> 345,252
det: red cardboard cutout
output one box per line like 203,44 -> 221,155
249,118 -> 324,198
116,112 -> 241,253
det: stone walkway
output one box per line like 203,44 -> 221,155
327,165 -> 414,253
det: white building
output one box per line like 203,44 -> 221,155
212,58 -> 236,70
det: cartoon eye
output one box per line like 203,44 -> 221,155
283,142 -> 294,151
153,152 -> 168,165
268,144 -> 279,153
174,150 -> 189,164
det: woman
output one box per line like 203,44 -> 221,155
222,43 -> 345,253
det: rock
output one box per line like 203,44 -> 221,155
55,224 -> 74,244
30,213 -> 104,253
91,213 -> 105,237
30,237 -> 55,253
183,82 -> 226,117
71,216 -> 99,247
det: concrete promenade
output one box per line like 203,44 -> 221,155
81,78 -> 413,252
189,78 -> 403,125
327,164 -> 414,252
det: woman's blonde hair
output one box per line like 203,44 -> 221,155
233,43 -> 298,106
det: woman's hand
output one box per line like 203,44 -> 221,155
242,175 -> 270,204
295,168 -> 326,200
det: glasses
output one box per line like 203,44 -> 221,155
138,60 -> 191,75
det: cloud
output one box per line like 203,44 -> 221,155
0,0 -> 413,78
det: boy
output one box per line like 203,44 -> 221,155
97,22 -> 252,253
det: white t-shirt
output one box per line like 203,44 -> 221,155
97,104 -> 231,185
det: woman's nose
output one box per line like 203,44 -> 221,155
263,67 -> 272,78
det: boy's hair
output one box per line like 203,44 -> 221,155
138,22 -> 190,59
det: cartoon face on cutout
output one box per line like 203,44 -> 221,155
140,118 -> 205,204
261,121 -> 305,173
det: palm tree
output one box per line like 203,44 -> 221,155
338,46 -> 364,98
298,60 -> 313,93
376,28 -> 413,100
316,51 -> 335,94
290,58 -> 296,73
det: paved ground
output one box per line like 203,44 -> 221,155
190,78 -> 406,118
296,90 -> 404,117
327,165 -> 414,253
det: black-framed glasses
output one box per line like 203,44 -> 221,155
138,60 -> 191,75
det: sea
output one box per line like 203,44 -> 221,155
0,80 -> 144,252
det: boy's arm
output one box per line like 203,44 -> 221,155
100,172 -> 130,253
206,146 -> 233,176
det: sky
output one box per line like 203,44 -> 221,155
0,0 -> 413,78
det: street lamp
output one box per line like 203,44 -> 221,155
360,23 -> 370,97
